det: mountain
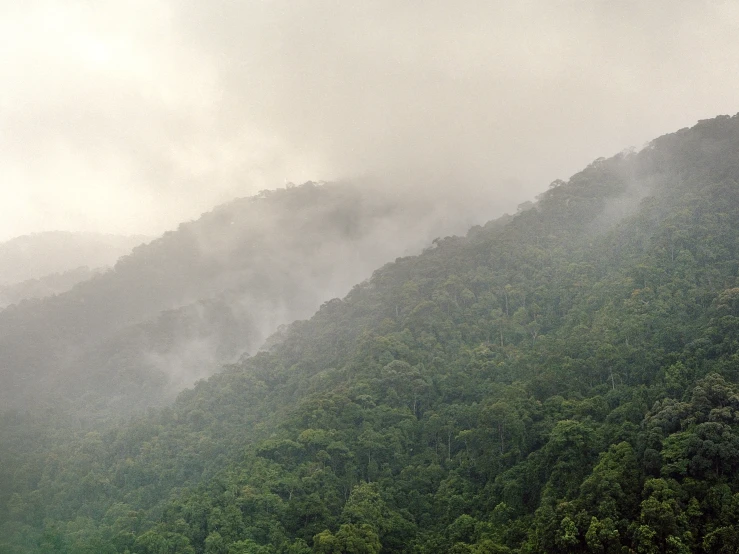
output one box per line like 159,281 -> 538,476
4,114 -> 739,553
0,266 -> 105,309
0,182 -> 500,417
0,231 -> 145,286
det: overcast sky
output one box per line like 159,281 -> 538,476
1,0 -> 738,241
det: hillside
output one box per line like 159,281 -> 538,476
3,114 -> 739,553
0,232 -> 145,286
0,182 -> 499,416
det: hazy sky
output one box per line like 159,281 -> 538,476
1,0 -> 738,241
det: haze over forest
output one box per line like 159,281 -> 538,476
5,2 -> 739,553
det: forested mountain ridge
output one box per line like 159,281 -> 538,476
4,114 -> 739,553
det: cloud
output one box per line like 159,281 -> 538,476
1,0 -> 738,240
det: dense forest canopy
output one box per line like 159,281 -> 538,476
3,114 -> 739,552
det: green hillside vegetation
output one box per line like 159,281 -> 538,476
3,114 -> 739,552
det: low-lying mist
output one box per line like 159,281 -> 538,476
0,179 -> 513,416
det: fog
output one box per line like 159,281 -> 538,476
1,1 -> 738,241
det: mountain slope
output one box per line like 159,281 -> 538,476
0,182 -> 501,416
3,114 -> 739,553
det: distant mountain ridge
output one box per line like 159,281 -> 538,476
0,266 -> 106,309
0,231 -> 146,285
